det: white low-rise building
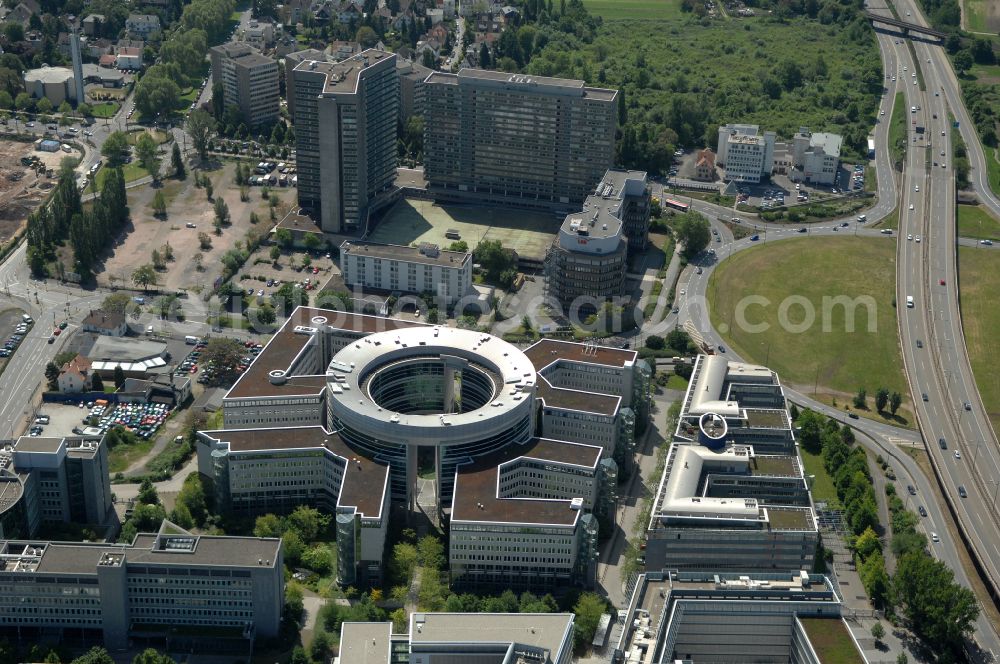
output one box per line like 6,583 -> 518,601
717,124 -> 776,183
791,127 -> 842,185
339,241 -> 472,307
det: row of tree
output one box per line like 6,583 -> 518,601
253,506 -> 333,572
0,644 -> 175,664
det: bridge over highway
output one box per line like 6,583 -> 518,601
864,11 -> 947,39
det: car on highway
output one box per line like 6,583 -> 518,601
964,401 -> 972,411
914,185 -> 919,192
916,339 -> 923,348
909,204 -> 914,210
908,234 -> 913,241
959,485 -> 968,498
907,484 -> 916,495
717,345 -> 725,353
750,235 -> 759,241
939,437 -> 947,449
931,532 -> 939,543
916,236 -> 921,243
848,412 -> 859,419
981,240 -> 994,246
840,222 -> 849,227
797,227 -> 807,233
918,505 -> 927,517
922,392 -> 928,401
939,278 -> 946,285
955,451 -> 961,459
881,229 -> 893,235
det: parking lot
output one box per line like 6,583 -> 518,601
0,310 -> 32,360
234,247 -> 337,310
31,402 -> 99,439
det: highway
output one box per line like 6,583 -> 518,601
650,4 -> 1000,650
884,0 -> 1000,656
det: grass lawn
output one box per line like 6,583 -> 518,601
581,0 -> 685,19
109,438 -> 155,474
957,204 -> 1000,241
95,161 -> 150,189
959,246 -> 1000,432
708,237 -> 912,424
799,618 -> 864,664
665,374 -> 689,390
800,447 -> 840,507
91,102 -> 119,118
888,91 -> 906,165
964,0 -> 994,33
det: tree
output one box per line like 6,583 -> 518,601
870,622 -> 885,642
200,338 -> 247,386
256,302 -> 276,325
789,403 -> 800,422
132,649 -> 175,664
186,110 -> 216,161
35,97 -> 52,114
137,478 -> 159,505
646,335 -> 664,350
270,245 -> 281,263
171,143 -> 186,179
275,227 -> 293,249
670,212 -> 711,260
198,232 -> 212,250
310,630 -> 331,663
897,653 -> 909,664
134,69 -> 182,120
114,365 -> 125,388
289,647 -> 309,664
853,387 -> 867,409
193,253 -> 204,271
101,131 -> 130,167
253,513 -> 284,538
151,190 -> 167,217
131,264 -> 157,290
875,387 -> 889,412
14,92 -> 32,112
135,133 -> 160,181
895,551 -> 978,650
853,526 -> 880,560
572,593 -> 607,651
71,647 -> 115,664
889,391 -> 902,415
45,361 -> 60,391
151,249 -> 165,270
953,49 -> 974,74
90,371 -> 104,392
213,197 -> 230,229
473,239 -> 516,284
356,26 -> 378,48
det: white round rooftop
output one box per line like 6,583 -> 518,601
326,326 -> 537,447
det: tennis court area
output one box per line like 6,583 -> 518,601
369,198 -> 561,261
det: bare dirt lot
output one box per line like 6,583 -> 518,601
100,160 -> 297,293
0,138 -> 75,244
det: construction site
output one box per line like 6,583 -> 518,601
0,137 -> 72,244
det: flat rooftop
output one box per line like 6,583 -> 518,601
13,436 -> 63,453
341,240 -> 470,268
225,306 -> 422,399
766,507 -> 815,531
451,438 -> 602,526
559,170 -> 647,243
536,375 -> 620,416
338,622 -> 393,664
426,68 -> 617,101
799,618 -> 864,664
28,533 -> 283,574
293,49 -> 393,95
525,338 -> 635,370
201,426 -> 389,519
410,612 -> 574,659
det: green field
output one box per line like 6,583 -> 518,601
370,198 -> 562,261
709,237 -> 911,423
90,102 -> 119,118
581,0 -> 684,19
874,205 -> 899,230
963,0 -> 998,33
108,439 -> 154,474
957,204 -> 1000,240
800,447 -> 840,507
959,246 -> 1000,432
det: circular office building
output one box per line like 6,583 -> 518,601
326,325 -> 537,505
